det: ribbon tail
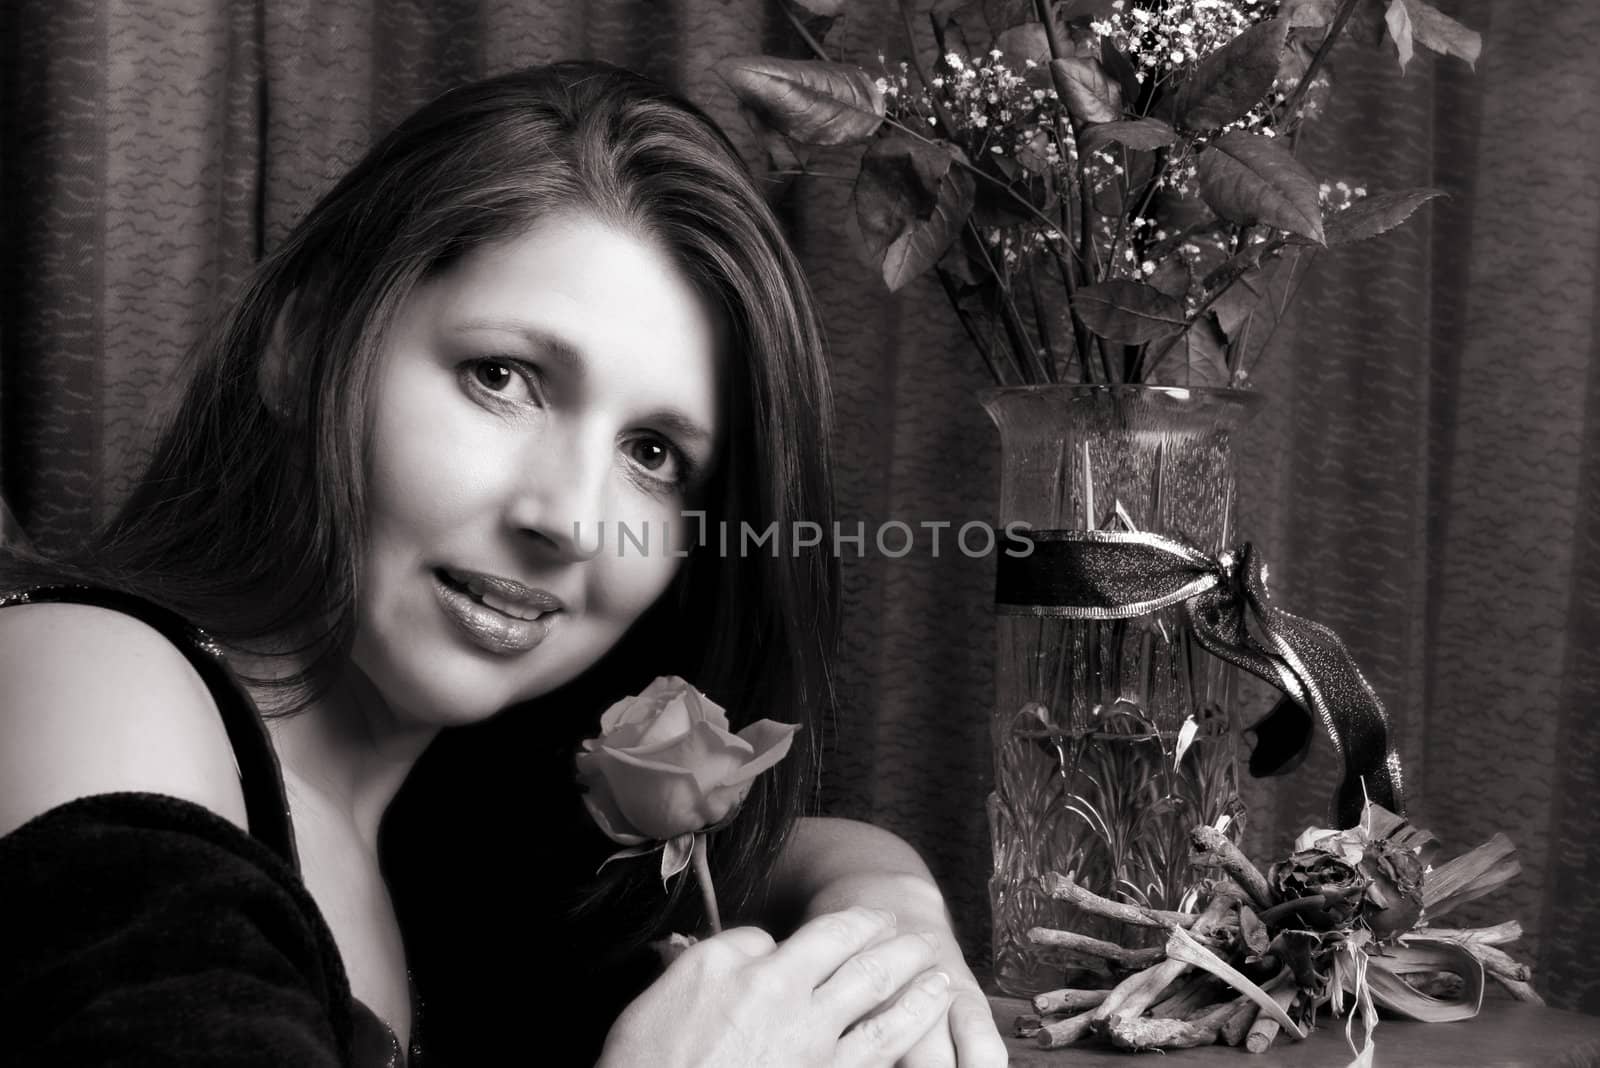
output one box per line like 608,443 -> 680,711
1187,546 -> 1404,829
1260,605 -> 1405,827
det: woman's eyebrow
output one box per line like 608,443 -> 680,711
650,410 -> 714,449
454,319 -> 585,376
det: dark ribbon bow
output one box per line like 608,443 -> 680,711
995,529 -> 1404,829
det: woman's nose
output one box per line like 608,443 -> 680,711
505,423 -> 611,560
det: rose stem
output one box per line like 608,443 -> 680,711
690,832 -> 722,934
1190,825 -> 1275,910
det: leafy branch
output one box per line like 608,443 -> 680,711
717,0 -> 1479,387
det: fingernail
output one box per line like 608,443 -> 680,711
922,970 -> 951,992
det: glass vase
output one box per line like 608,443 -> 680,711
980,384 -> 1263,997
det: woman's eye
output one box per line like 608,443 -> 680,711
475,361 -> 515,391
464,358 -> 537,404
626,436 -> 691,488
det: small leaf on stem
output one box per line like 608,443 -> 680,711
854,133 -> 977,291
1198,131 -> 1325,244
1177,18 -> 1288,132
1325,188 -> 1445,245
716,57 -> 885,146
1080,118 -> 1178,154
1280,0 -> 1341,28
1396,0 -> 1483,67
1145,314 -> 1229,387
1385,0 -> 1415,72
1050,57 -> 1122,125
1073,281 -> 1187,345
660,831 -> 695,886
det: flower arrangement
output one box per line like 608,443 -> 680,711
576,675 -> 799,943
1017,803 -> 1536,1058
718,0 -> 1480,387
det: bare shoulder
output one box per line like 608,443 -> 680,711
0,602 -> 250,838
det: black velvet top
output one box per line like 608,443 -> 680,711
0,585 -> 421,1066
0,584 -> 681,1067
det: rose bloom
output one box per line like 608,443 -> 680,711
575,676 -> 799,844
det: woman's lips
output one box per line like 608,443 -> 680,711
433,569 -> 557,654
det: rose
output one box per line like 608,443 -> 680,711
1267,848 -> 1368,930
576,676 -> 799,844
575,676 -> 799,934
1357,839 -> 1426,937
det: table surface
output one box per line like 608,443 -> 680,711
987,992 -> 1600,1067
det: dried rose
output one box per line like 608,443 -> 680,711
576,675 -> 799,844
1267,848 -> 1368,929
1358,838 -> 1425,937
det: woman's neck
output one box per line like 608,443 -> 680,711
261,664 -> 438,848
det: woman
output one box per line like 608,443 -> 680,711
0,62 -> 1004,1066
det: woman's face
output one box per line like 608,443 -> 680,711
350,211 -> 721,729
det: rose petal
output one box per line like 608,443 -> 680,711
591,719 -> 653,751
698,780 -> 757,826
598,676 -> 682,732
721,719 -> 801,787
633,693 -> 696,748
579,787 -> 651,846
622,719 -> 754,777
597,748 -> 708,839
684,686 -> 732,732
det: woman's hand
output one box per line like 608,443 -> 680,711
889,922 -> 1007,1068
598,906 -> 954,1067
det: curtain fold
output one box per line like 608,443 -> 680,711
3,0 -> 1596,1012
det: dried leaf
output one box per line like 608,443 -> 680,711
1422,832 -> 1521,919
1239,903 -> 1272,958
854,134 -> 976,291
1178,18 -> 1288,131
1358,939 -> 1485,1022
790,0 -> 847,13
1072,280 -> 1187,344
1397,0 -> 1483,67
1165,926 -> 1308,1038
1050,57 -> 1122,125
1080,117 -> 1178,154
716,57 -> 885,146
1198,131 -> 1325,244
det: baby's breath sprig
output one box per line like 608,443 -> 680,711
719,0 -> 1480,388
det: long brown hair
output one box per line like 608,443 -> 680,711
5,61 -> 838,1030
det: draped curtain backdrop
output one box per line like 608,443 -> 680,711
5,0 -> 1599,1012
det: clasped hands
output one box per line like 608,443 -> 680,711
599,904 -> 1007,1067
